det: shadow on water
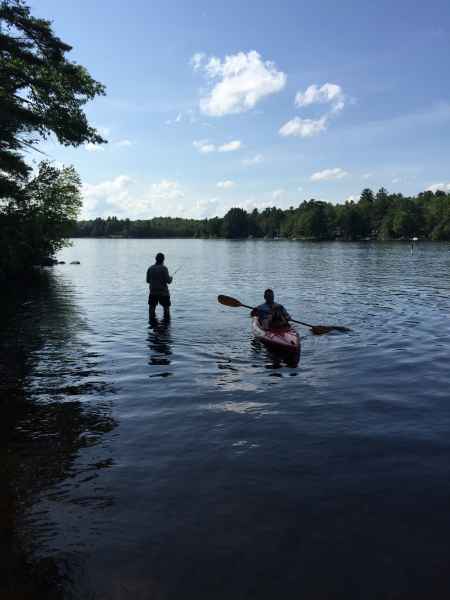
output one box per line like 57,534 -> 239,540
251,339 -> 300,371
0,270 -> 117,600
148,317 -> 173,376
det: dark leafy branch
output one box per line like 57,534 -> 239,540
0,0 -> 105,279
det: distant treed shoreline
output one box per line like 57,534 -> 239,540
73,188 -> 450,241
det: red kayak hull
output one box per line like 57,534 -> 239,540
252,317 -> 300,354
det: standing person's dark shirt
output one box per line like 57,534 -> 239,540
146,264 -> 172,295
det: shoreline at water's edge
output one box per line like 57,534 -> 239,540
67,235 -> 442,242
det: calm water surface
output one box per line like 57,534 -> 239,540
1,239 -> 450,599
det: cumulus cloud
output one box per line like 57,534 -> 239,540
192,50 -> 286,116
193,139 -> 216,153
190,52 -> 205,71
190,197 -> 220,218
81,176 -> 184,219
426,182 -> 450,192
280,82 -> 346,140
295,83 -> 345,113
362,172 -> 373,179
242,153 -> 263,166
217,180 -> 235,189
81,175 -> 133,217
150,179 -> 184,201
193,139 -> 242,153
279,116 -> 327,138
310,168 -> 349,181
218,140 -> 241,152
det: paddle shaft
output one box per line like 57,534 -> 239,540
237,301 -> 314,329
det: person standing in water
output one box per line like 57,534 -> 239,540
146,252 -> 173,320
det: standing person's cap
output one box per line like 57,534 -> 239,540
155,253 -> 165,264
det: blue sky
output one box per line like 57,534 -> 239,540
33,0 -> 450,219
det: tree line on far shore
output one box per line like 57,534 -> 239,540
73,188 -> 450,241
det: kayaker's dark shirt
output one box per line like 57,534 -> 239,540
146,264 -> 172,296
252,302 -> 290,323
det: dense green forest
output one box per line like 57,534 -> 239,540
73,188 -> 450,241
0,0 -> 104,279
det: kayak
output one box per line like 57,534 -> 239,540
252,317 -> 300,355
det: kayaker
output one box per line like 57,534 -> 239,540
251,289 -> 291,328
146,252 -> 173,320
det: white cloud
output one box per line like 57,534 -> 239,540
193,139 -> 216,153
81,175 -> 133,217
310,168 -> 349,181
84,142 -> 105,152
346,194 -> 358,202
279,116 -> 327,138
272,189 -> 285,199
362,172 -> 373,179
280,83 -> 346,141
217,180 -> 235,189
218,140 -> 241,152
426,182 -> 450,193
295,83 -> 345,113
190,52 -> 205,71
193,50 -> 286,116
392,177 -> 401,184
114,139 -> 133,148
149,180 -> 184,201
81,176 -> 184,220
189,197 -> 220,218
242,154 -> 263,166
297,186 -> 303,192
193,139 -> 242,153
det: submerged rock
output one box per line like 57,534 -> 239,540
70,261 -> 81,265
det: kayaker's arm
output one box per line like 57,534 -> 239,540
250,307 -> 258,317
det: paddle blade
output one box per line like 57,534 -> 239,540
217,294 -> 242,308
311,324 -> 352,335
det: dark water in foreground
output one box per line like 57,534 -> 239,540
1,239 -> 450,599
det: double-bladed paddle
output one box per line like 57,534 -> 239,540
217,294 -> 351,335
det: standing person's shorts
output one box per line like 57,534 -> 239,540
148,293 -> 171,309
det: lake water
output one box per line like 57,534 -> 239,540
2,238 -> 450,599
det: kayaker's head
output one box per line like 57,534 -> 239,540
155,252 -> 165,265
264,288 -> 274,305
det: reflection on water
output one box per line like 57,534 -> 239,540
251,338 -> 301,370
0,271 -> 117,599
148,317 -> 173,378
2,240 -> 450,599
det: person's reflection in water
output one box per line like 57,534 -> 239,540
251,339 -> 300,371
148,317 -> 173,375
